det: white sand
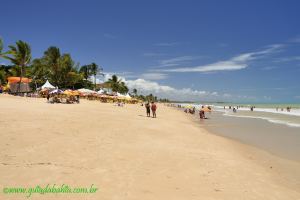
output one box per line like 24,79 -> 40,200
0,94 -> 300,199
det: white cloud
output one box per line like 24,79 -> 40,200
156,44 -> 283,73
143,53 -> 165,57
288,36 -> 300,43
159,56 -> 201,67
125,78 -> 226,101
261,66 -> 278,70
273,56 -> 300,63
140,73 -> 168,80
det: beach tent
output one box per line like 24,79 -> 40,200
97,89 -> 105,94
116,92 -> 125,97
41,80 -> 55,89
78,88 -> 96,94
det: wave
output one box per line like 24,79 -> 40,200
223,112 -> 300,128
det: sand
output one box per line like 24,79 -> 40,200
0,94 -> 300,200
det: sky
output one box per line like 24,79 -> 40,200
1,0 -> 300,103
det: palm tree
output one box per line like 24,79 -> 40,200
119,82 -> 129,94
0,37 -> 9,59
132,88 -> 137,96
90,63 -> 103,90
5,40 -> 31,93
79,65 -> 91,80
43,46 -> 61,87
105,75 -> 129,94
106,74 -> 121,92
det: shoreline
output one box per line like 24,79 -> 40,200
1,94 -> 300,199
171,104 -> 300,161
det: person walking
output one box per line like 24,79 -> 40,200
145,102 -> 151,117
151,102 -> 157,118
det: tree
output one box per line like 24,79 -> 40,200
5,40 -> 31,93
79,65 -> 91,80
106,74 -> 121,92
90,62 -> 98,90
43,46 -> 61,87
132,88 -> 137,96
119,81 -> 129,94
105,74 -> 128,94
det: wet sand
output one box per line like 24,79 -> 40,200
200,111 -> 300,161
1,94 -> 300,200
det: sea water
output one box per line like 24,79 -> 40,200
179,103 -> 300,128
175,102 -> 300,160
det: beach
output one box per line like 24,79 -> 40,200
1,94 -> 300,200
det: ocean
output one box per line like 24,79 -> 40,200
180,103 -> 300,127
174,102 -> 300,161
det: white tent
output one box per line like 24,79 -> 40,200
78,88 -> 96,94
41,80 -> 55,89
97,89 -> 105,94
116,92 -> 125,97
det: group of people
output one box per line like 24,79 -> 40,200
46,94 -> 80,104
145,102 -> 157,118
276,107 -> 292,112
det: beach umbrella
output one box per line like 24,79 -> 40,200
49,89 -> 63,94
63,90 -> 73,95
72,91 -> 80,95
78,88 -> 96,94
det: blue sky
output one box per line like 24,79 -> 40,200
1,0 -> 300,102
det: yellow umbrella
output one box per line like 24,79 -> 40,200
185,105 -> 193,109
63,90 -> 73,95
72,91 -> 80,95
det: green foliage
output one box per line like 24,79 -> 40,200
105,74 -> 128,94
28,47 -> 94,89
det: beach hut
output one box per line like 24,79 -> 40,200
41,80 -> 55,90
7,77 -> 32,93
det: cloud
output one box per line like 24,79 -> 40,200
288,36 -> 300,43
273,56 -> 300,63
160,56 -> 201,66
155,44 -> 283,73
151,55 -> 202,68
143,53 -> 165,57
125,78 -> 220,101
261,66 -> 278,70
140,73 -> 168,80
100,74 -> 256,101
